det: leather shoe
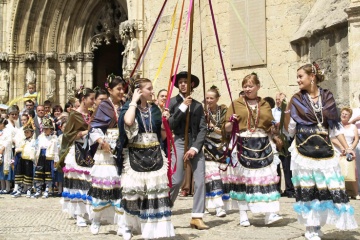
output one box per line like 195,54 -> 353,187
190,218 -> 209,230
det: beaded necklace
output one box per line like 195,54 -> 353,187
208,105 -> 221,127
244,98 -> 260,132
138,104 -> 153,133
81,112 -> 91,124
307,93 -> 325,131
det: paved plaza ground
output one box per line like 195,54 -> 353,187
1,195 -> 360,240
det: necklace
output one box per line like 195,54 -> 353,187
81,112 -> 91,124
244,98 -> 260,132
139,104 -> 153,133
109,97 -> 120,120
307,93 -> 326,133
208,106 -> 221,126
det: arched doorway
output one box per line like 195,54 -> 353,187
93,41 -> 125,88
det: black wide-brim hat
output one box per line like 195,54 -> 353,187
172,71 -> 200,89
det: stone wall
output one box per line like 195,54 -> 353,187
308,25 -> 349,108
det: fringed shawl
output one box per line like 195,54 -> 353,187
289,88 -> 339,129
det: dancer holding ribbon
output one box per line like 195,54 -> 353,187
224,73 -> 283,227
119,78 -> 175,240
203,85 -> 235,217
168,72 -> 209,230
285,63 -> 358,240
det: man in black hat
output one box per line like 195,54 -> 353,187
167,71 -> 209,230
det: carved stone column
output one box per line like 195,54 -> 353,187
8,54 -> 16,101
76,52 -> 84,87
346,0 -> 360,107
83,52 -> 94,88
58,53 -> 67,106
37,53 -> 45,103
45,51 -> 57,103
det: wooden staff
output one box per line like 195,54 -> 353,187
184,0 -> 195,169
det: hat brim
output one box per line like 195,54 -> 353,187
172,73 -> 200,89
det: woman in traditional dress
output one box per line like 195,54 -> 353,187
224,73 -> 283,227
87,76 -> 124,235
119,78 -> 175,240
285,63 -> 358,240
203,86 -> 233,217
59,87 -> 95,226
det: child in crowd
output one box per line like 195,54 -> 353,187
13,119 -> 36,198
32,117 -> 58,198
24,83 -> 38,107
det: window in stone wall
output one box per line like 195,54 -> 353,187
229,0 -> 266,69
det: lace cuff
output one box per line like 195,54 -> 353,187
125,119 -> 139,140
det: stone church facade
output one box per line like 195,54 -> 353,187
0,0 -> 359,108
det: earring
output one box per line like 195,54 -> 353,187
311,80 -> 314,84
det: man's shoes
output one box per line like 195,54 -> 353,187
42,191 -> 49,199
264,213 -> 283,225
179,190 -> 189,197
190,218 -> 209,230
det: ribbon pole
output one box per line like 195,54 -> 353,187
184,0 -> 195,170
208,0 -> 235,113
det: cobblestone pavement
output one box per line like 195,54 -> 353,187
0,194 -> 360,240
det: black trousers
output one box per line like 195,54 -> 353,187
277,138 -> 295,195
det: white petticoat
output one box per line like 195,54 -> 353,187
61,145 -> 92,218
89,149 -> 122,225
289,141 -> 358,230
121,148 -> 175,239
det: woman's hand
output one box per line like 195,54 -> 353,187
101,141 -> 111,152
162,108 -> 170,119
132,88 -> 142,103
346,148 -> 356,160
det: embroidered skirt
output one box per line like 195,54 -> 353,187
290,127 -> 358,230
121,132 -> 175,239
61,144 -> 92,218
229,134 -> 281,213
87,147 -> 122,224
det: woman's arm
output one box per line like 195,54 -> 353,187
124,89 -> 141,126
351,125 -> 359,150
336,133 -> 356,158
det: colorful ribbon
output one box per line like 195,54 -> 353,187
153,1 -> 179,86
130,0 -> 169,78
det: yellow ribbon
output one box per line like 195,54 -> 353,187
152,1 -> 178,87
7,93 -> 40,106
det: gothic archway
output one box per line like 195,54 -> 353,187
93,41 -> 124,88
88,0 -> 127,88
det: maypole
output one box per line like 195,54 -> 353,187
184,0 -> 195,169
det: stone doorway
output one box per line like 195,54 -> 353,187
93,41 -> 125,89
